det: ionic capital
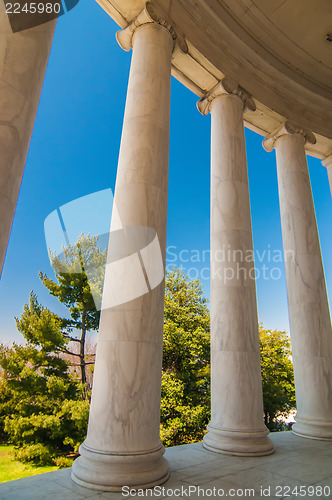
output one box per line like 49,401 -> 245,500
322,153 -> 332,169
263,120 -> 316,152
116,2 -> 188,54
197,77 -> 256,115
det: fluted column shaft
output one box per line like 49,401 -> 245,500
268,128 -> 332,440
0,5 -> 56,276
71,5 -> 180,491
198,81 -> 274,456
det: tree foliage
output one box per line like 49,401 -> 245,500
160,270 -> 296,442
0,234 -> 104,465
259,325 -> 296,430
40,233 -> 106,389
0,260 -> 297,466
0,234 -> 107,464
160,268 -> 210,446
0,302 -> 89,465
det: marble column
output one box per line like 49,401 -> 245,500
71,4 -> 187,491
197,79 -> 274,456
322,154 -> 332,197
0,3 -> 56,277
263,121 -> 332,440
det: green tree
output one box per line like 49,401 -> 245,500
260,325 -> 296,431
0,234 -> 105,464
160,270 -> 296,441
0,295 -> 89,465
160,268 -> 210,446
40,233 -> 106,388
0,253 -> 297,467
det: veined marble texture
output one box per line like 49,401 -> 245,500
205,93 -> 273,456
0,3 -> 56,275
72,21 -> 173,490
211,286 -> 260,352
85,338 -> 164,453
99,284 -> 165,343
211,229 -> 256,289
275,132 -> 332,440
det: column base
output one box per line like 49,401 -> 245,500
203,424 -> 274,456
71,441 -> 170,492
292,416 -> 332,441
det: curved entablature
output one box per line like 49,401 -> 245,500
95,0 -> 332,160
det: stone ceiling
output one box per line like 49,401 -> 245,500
95,0 -> 332,159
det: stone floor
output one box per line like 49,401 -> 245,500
0,432 -> 331,500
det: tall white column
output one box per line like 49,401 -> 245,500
263,121 -> 332,440
197,79 -> 274,456
322,154 -> 332,197
71,4 -> 187,491
0,4 -> 56,277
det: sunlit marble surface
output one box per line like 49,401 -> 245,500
0,2 -> 56,275
71,20 -> 173,491
274,131 -> 332,440
1,432 -> 331,499
206,92 -> 273,456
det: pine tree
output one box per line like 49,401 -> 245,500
39,233 -> 106,389
0,294 -> 89,465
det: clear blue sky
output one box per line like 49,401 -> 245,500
0,0 -> 331,344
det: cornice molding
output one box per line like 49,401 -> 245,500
116,2 -> 188,54
322,154 -> 332,169
96,0 -> 332,158
263,120 -> 316,152
197,77 -> 256,116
